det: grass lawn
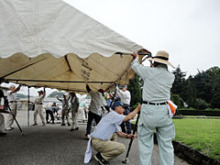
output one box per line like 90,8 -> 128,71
173,118 -> 220,160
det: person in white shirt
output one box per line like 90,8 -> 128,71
0,89 -> 8,136
6,84 -> 21,131
0,113 -> 7,136
32,88 -> 46,126
85,84 -> 106,138
57,94 -> 70,126
116,85 -> 132,134
69,92 -> 79,131
84,101 -> 141,165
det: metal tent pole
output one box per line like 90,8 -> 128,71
27,87 -> 30,126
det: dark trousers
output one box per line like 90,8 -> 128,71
84,109 -> 88,119
120,105 -> 131,134
46,110 -> 54,122
86,111 -> 101,135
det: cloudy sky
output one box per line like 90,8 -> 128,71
64,0 -> 220,76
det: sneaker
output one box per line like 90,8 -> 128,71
94,152 -> 110,165
0,132 -> 7,136
85,134 -> 91,139
5,127 -> 14,131
32,123 -> 37,126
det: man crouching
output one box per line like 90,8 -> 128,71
84,101 -> 141,165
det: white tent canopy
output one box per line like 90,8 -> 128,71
0,0 -> 145,93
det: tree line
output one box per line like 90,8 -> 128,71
128,66 -> 220,110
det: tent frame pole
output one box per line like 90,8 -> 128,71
4,79 -> 114,84
27,87 -> 30,126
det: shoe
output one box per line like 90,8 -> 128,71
32,123 -> 37,126
75,127 -> 79,130
46,121 -> 50,124
5,127 -> 14,131
52,121 -> 55,124
67,123 -> 71,126
42,123 -> 46,127
0,132 -> 7,136
70,128 -> 74,131
85,133 -> 90,139
61,123 -> 65,126
94,152 -> 110,165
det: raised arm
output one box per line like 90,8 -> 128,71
42,87 -> 46,98
123,104 -> 141,122
56,96 -> 62,102
86,84 -> 91,93
115,86 -> 123,98
10,84 -> 21,94
131,52 -> 149,80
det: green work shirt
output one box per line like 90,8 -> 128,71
71,97 -> 79,111
131,58 -> 175,102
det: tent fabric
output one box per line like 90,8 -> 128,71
0,0 -> 144,93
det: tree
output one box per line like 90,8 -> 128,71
193,71 -> 212,103
128,73 -> 142,110
184,76 -> 197,108
194,98 -> 210,110
207,67 -> 220,108
171,65 -> 187,100
184,66 -> 220,109
17,93 -> 28,98
171,94 -> 183,108
48,91 -> 65,98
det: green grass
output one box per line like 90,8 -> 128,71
173,118 -> 220,160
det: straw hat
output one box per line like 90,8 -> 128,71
148,50 -> 174,68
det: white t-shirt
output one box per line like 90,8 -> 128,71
116,86 -> 131,105
88,90 -> 106,116
7,91 -> 17,102
35,93 -> 45,104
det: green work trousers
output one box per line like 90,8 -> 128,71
138,104 -> 175,165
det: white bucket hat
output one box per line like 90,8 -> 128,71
147,50 -> 174,68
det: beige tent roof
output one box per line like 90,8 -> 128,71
0,0 -> 145,93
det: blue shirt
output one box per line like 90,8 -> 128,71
91,111 -> 125,140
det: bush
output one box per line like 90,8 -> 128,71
178,107 -> 195,110
195,98 -> 210,110
171,94 -> 184,108
131,102 -> 140,112
205,108 -> 220,111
